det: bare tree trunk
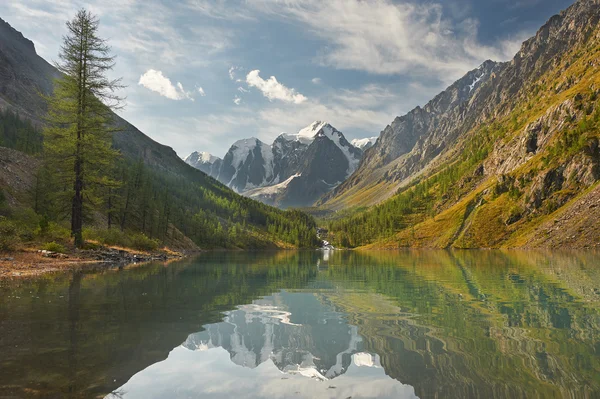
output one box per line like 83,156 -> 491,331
72,153 -> 84,247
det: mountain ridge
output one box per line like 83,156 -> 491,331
185,121 -> 364,208
325,0 -> 600,249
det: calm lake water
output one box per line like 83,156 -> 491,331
1,250 -> 600,398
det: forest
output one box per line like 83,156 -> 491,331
0,111 -> 319,251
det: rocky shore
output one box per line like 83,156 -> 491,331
0,246 -> 187,278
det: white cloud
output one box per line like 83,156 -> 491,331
233,96 -> 242,105
138,69 -> 193,101
311,78 -> 322,85
247,0 -> 527,83
198,87 -> 206,96
246,70 -> 307,104
229,66 -> 242,81
237,87 -> 249,93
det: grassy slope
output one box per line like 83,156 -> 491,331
330,22 -> 600,250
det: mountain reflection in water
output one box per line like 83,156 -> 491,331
1,250 -> 599,399
109,292 -> 417,399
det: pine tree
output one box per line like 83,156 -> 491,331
43,9 -> 123,247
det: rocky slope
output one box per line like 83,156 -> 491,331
320,60 -> 502,209
186,121 -> 364,208
326,0 -> 600,249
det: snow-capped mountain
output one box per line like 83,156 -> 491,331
216,138 -> 275,193
184,151 -> 222,177
351,137 -> 378,151
184,121 -> 364,208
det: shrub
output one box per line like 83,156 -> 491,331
11,208 -> 40,243
41,241 -> 67,254
39,222 -> 71,242
129,233 -> 159,251
94,228 -> 130,247
0,218 -> 20,252
83,228 -> 159,251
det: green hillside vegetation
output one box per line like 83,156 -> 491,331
0,133 -> 319,251
0,11 -> 318,252
327,24 -> 600,249
0,108 -> 43,154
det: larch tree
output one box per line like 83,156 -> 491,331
44,9 -> 123,247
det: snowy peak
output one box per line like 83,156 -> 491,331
351,137 -> 378,151
186,121 -> 365,207
278,121 -> 336,145
184,151 -> 223,177
185,151 -> 220,165
297,121 -> 329,144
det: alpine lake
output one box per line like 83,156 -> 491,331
1,250 -> 600,398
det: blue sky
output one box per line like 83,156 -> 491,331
2,0 -> 574,158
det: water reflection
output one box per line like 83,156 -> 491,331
111,291 -> 417,398
0,250 -> 599,398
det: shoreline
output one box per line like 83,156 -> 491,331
0,247 -> 190,279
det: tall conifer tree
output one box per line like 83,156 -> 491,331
44,9 -> 123,247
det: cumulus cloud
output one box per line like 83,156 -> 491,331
138,69 -> 194,100
246,70 -> 307,104
311,77 -> 322,85
198,87 -> 206,96
233,96 -> 242,105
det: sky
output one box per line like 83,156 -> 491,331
1,0 -> 575,158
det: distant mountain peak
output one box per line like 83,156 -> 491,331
278,121 -> 335,145
187,120 -> 364,207
184,151 -> 220,165
351,137 -> 378,151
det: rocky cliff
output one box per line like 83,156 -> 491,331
326,0 -> 600,249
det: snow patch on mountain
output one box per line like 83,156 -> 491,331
249,173 -> 300,196
468,72 -> 485,92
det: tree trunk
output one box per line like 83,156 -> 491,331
107,187 -> 112,229
72,154 -> 83,247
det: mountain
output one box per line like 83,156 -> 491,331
326,0 -> 600,249
320,59 -> 502,209
183,151 -> 222,177
186,121 -> 363,208
351,137 -> 378,151
0,17 -> 318,249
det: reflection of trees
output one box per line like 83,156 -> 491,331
0,251 -> 319,398
319,250 -> 600,398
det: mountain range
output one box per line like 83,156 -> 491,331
185,121 -> 365,208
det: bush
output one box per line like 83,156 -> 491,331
130,233 -> 159,251
39,222 -> 71,242
83,228 -> 159,251
0,218 -> 20,252
41,241 -> 67,254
